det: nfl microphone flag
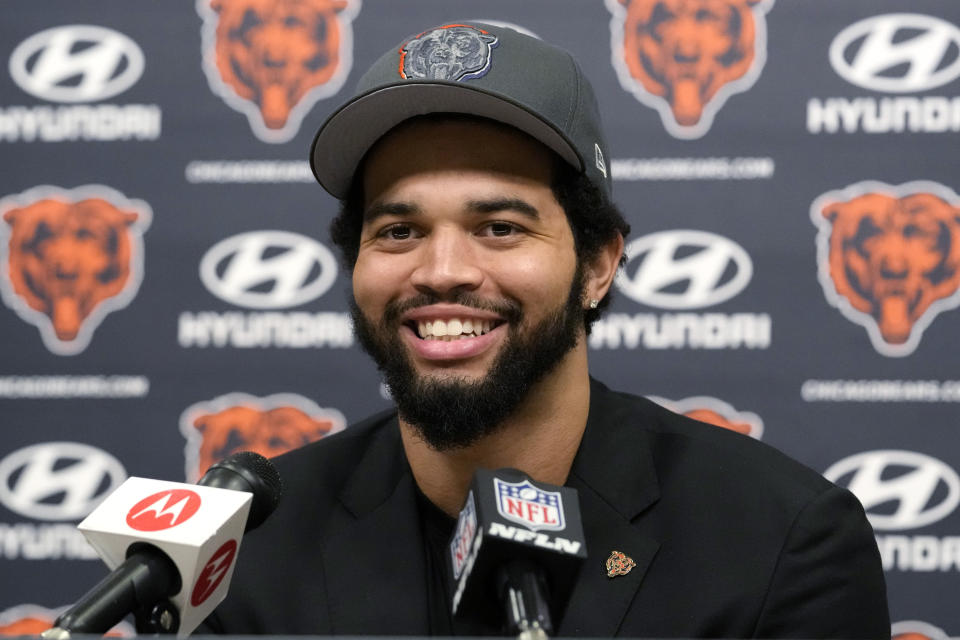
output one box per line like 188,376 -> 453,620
448,468 -> 587,633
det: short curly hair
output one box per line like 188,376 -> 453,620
328,119 -> 630,333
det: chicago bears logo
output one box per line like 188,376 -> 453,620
891,620 -> 949,640
606,0 -> 773,139
648,395 -> 763,438
180,392 -> 345,481
0,186 -> 151,355
812,181 -> 960,357
399,24 -> 499,81
198,0 -> 360,143
605,550 -> 636,577
0,604 -> 134,636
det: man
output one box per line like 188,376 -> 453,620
201,22 -> 889,637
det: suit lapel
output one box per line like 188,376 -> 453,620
558,380 -> 661,636
320,419 -> 430,634
318,381 -> 661,635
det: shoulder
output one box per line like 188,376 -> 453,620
587,382 -> 889,635
267,408 -> 398,506
199,409 -> 402,634
589,380 -> 835,506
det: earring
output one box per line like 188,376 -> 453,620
589,299 -> 599,309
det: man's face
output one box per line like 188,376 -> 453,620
350,118 -> 586,449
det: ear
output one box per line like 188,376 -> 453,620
583,233 -> 625,307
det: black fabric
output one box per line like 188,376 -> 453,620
199,379 -> 890,637
415,484 -> 502,635
416,486 -> 455,636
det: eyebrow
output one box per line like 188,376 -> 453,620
467,198 -> 540,220
364,198 -> 541,224
363,201 -> 419,223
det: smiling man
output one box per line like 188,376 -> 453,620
200,22 -> 889,638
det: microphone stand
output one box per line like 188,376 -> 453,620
498,559 -> 553,640
41,543 -> 181,638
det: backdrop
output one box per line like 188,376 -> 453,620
1,1 -> 958,637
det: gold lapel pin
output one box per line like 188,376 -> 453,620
605,550 -> 636,578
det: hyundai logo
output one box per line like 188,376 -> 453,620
824,449 -> 960,531
616,230 -> 753,309
830,14 -> 960,93
9,25 -> 145,103
0,442 -> 127,521
199,230 -> 338,309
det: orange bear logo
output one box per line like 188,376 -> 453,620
607,0 -> 773,138
0,605 -> 133,637
199,0 -> 360,143
890,619 -> 949,640
181,392 -> 345,482
0,616 -> 50,636
649,395 -> 763,439
812,181 -> 960,357
0,186 -> 151,355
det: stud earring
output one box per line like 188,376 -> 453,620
589,299 -> 599,309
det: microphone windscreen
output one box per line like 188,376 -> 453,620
200,451 -> 283,531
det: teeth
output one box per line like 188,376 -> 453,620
416,318 -> 496,340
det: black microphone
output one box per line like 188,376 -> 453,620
44,452 -> 282,638
447,468 -> 587,637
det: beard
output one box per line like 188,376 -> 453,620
351,268 -> 586,451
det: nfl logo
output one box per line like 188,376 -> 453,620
494,478 -> 565,532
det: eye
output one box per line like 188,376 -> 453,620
377,223 -> 416,241
695,8 -> 717,22
855,216 -> 883,239
480,222 -> 519,238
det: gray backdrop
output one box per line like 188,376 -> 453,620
1,1 -> 958,637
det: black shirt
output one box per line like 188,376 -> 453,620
415,485 -> 503,635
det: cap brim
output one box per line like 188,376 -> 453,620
310,82 -> 583,199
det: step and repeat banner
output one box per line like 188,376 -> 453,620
1,1 -> 958,636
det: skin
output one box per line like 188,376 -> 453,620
354,119 -> 624,517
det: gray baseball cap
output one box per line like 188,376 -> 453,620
310,21 -> 612,201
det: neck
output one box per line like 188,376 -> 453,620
399,342 -> 591,518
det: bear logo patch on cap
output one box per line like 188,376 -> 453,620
399,24 -> 499,81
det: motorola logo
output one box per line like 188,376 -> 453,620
199,231 -> 338,309
191,539 -> 238,606
616,230 -> 753,309
824,450 -> 960,531
9,25 -> 145,103
0,442 -> 127,521
126,489 -> 202,531
829,14 -> 960,93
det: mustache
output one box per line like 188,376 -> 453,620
381,292 -> 523,326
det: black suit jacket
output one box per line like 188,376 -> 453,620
201,380 -> 889,637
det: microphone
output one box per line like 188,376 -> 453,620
44,451 -> 282,638
447,468 -> 587,638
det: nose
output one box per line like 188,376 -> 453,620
409,227 -> 484,297
879,256 -> 908,280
